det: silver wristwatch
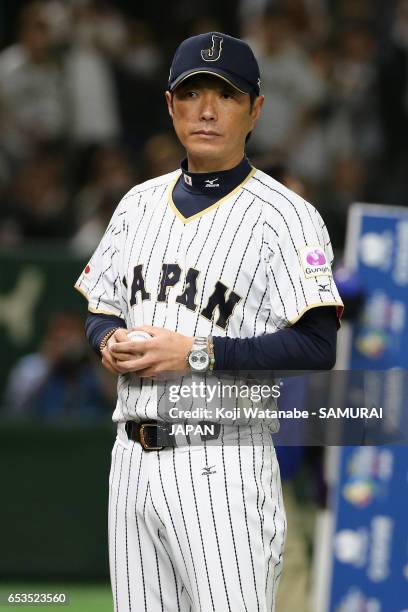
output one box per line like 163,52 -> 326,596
188,336 -> 211,372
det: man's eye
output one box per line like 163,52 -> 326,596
176,90 -> 196,99
221,92 -> 234,99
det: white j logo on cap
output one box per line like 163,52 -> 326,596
201,35 -> 223,62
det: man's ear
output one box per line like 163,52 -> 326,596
249,95 -> 264,132
252,95 -> 264,121
165,91 -> 173,118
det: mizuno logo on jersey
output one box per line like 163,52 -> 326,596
183,174 -> 192,186
202,465 -> 216,476
205,178 -> 219,188
126,264 -> 242,330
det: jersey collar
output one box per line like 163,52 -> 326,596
180,157 -> 252,197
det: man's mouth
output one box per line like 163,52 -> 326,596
192,130 -> 221,137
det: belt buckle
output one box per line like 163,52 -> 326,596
139,423 -> 164,451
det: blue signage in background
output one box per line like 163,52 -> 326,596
347,205 -> 408,370
330,446 -> 408,611
328,204 -> 408,612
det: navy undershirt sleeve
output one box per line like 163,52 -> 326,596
85,313 -> 127,355
85,306 -> 337,368
213,306 -> 337,370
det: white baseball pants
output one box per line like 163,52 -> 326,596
108,423 -> 286,612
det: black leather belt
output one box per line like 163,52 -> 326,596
125,420 -> 221,451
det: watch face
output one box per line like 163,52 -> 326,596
188,349 -> 210,372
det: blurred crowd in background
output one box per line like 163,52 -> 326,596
0,0 -> 405,418
0,5 -> 399,603
0,0 -> 407,255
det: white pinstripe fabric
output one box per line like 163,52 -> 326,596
109,425 -> 286,612
75,167 -> 342,610
75,169 -> 343,424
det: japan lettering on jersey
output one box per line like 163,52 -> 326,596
75,168 -> 344,422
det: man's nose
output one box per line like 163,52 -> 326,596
199,94 -> 217,120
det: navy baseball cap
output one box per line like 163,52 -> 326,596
168,32 -> 261,96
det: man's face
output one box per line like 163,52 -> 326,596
165,75 -> 263,169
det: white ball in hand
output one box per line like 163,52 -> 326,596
127,330 -> 152,342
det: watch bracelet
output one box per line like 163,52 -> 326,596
99,327 -> 120,354
207,335 -> 215,371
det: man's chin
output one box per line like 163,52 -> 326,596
186,142 -> 224,159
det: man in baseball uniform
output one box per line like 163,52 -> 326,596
75,32 -> 343,612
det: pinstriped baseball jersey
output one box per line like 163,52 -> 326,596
75,166 -> 343,423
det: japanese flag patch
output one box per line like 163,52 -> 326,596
298,246 -> 332,278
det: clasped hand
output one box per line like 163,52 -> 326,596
101,326 -> 194,378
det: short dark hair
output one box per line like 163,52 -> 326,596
249,89 -> 257,110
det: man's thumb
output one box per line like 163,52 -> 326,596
114,328 -> 129,341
